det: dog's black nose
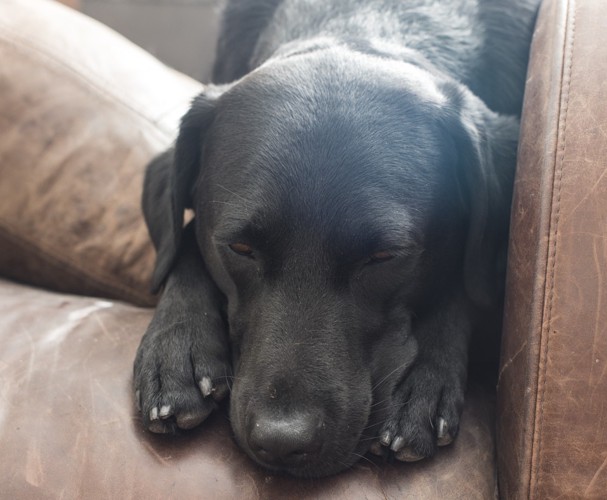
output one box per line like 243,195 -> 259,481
248,412 -> 323,466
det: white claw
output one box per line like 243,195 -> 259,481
149,407 -> 159,421
390,436 -> 405,452
437,417 -> 453,446
380,431 -> 392,446
437,417 -> 447,437
199,376 -> 213,397
159,405 -> 172,418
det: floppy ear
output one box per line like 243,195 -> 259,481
142,92 -> 218,293
448,91 -> 519,307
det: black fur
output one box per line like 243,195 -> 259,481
134,0 -> 539,477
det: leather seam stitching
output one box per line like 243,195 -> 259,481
531,0 -> 576,497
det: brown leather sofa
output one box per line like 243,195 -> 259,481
0,0 -> 605,498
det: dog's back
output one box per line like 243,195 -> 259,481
213,0 -> 538,115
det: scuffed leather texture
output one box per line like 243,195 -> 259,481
0,280 -> 497,499
0,0 -> 202,306
498,0 -> 607,498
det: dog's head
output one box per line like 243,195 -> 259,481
144,47 -> 516,477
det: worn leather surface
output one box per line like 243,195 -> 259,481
0,279 -> 497,499
498,0 -> 607,498
0,0 -> 202,306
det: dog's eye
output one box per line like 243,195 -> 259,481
367,250 -> 395,264
229,243 -> 254,257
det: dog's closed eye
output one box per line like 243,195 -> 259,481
366,250 -> 395,265
229,242 -> 255,258
228,243 -> 402,266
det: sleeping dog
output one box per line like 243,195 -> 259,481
134,0 -> 539,477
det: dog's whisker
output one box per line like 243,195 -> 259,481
336,461 -> 352,471
361,421 -> 388,432
350,452 -> 378,467
371,360 -> 412,392
214,183 -> 255,206
208,200 -> 247,208
358,437 -> 375,443
370,397 -> 392,408
369,400 -> 410,412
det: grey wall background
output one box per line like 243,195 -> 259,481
82,0 -> 222,82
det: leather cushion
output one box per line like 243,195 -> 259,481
0,0 -> 202,306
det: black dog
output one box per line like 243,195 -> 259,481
134,0 -> 539,477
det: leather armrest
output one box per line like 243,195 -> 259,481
497,0 -> 607,497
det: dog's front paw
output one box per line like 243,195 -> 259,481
371,361 -> 465,462
133,318 -> 231,434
